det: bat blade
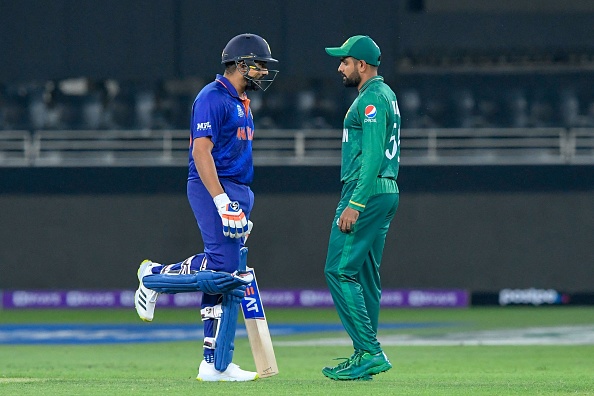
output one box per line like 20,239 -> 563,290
240,267 -> 279,378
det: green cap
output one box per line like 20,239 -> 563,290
325,35 -> 381,66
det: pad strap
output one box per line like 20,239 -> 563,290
203,337 -> 216,350
200,304 -> 223,321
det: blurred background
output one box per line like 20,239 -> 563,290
0,0 -> 593,305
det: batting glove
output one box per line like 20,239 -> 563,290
245,220 -> 253,242
213,193 -> 249,239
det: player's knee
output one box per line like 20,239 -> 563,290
325,265 -> 356,285
324,265 -> 340,281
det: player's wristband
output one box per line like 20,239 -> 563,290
213,193 -> 232,211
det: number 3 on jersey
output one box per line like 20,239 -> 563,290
385,100 -> 400,162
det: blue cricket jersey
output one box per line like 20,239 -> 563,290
188,74 -> 254,185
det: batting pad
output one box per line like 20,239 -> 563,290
142,271 -> 246,295
214,291 -> 242,372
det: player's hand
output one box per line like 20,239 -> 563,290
214,193 -> 249,238
337,206 -> 359,233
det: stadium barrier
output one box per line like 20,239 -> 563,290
1,127 -> 593,167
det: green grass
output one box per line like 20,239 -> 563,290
1,307 -> 594,395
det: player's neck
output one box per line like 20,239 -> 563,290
357,72 -> 378,91
225,72 -> 248,97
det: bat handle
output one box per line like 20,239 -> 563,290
239,246 -> 248,272
239,220 -> 252,271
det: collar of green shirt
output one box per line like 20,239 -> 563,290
359,76 -> 384,93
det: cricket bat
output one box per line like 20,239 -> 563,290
239,248 -> 279,378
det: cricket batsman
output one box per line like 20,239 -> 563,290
322,35 -> 400,381
133,33 -> 278,382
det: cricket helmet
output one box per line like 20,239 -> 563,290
221,33 -> 279,91
221,33 -> 278,65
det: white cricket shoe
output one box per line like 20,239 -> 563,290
134,259 -> 161,322
196,360 -> 259,382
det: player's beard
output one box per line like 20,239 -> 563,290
245,77 -> 260,91
342,69 -> 361,87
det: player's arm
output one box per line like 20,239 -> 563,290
192,136 -> 248,238
349,102 -> 386,210
192,137 -> 224,198
338,98 -> 387,233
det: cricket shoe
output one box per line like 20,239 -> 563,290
322,350 -> 362,373
196,360 -> 259,382
322,351 -> 372,381
134,259 -> 161,322
323,351 -> 391,380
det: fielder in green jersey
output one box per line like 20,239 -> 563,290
322,35 -> 400,381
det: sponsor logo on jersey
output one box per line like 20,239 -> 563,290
237,104 -> 245,118
196,121 -> 212,131
364,105 -> 377,123
236,126 -> 254,140
365,105 -> 377,118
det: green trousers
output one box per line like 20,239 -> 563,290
324,183 -> 399,355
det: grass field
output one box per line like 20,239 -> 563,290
1,307 -> 594,395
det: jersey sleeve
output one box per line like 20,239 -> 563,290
191,92 -> 225,145
348,95 -> 389,212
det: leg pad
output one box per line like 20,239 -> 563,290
143,270 -> 248,295
214,292 -> 242,371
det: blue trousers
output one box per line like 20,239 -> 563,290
187,178 -> 254,273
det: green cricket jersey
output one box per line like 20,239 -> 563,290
342,76 -> 400,212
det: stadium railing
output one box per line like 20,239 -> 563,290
0,128 -> 593,167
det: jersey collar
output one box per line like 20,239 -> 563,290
215,74 -> 242,98
359,75 -> 384,93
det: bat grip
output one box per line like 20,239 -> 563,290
239,246 -> 248,272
